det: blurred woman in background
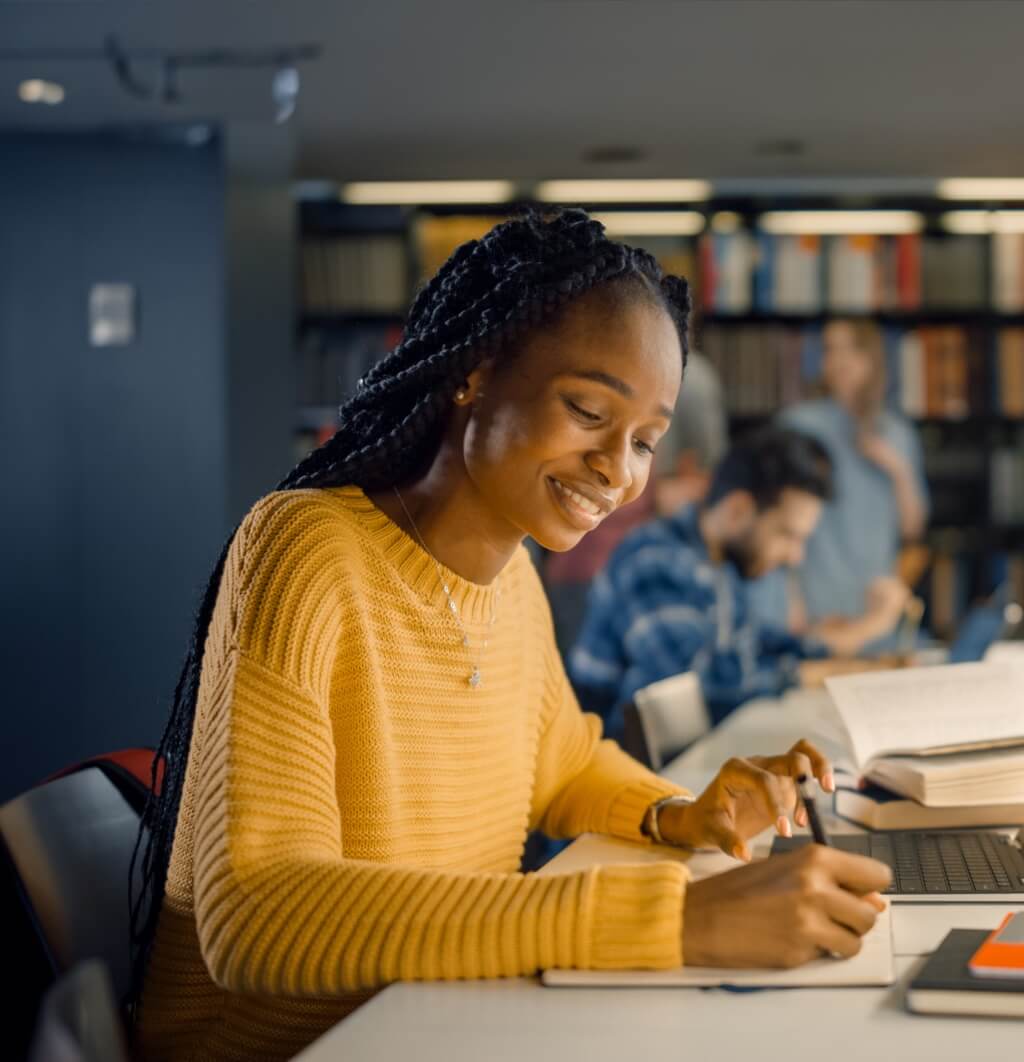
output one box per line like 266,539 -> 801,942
752,318 -> 927,650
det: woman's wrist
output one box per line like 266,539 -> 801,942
649,797 -> 701,847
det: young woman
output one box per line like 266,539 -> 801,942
130,212 -> 889,1061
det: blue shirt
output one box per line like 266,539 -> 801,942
750,399 -> 929,631
568,505 -> 824,741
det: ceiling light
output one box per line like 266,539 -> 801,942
759,211 -> 923,235
18,79 -> 64,105
536,179 -> 711,203
341,181 -> 515,205
941,211 -> 1024,234
938,179 -> 1024,201
593,212 -> 706,237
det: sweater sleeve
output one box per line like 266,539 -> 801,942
189,494 -> 688,997
531,644 -> 693,844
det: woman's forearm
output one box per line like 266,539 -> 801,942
807,614 -> 886,658
888,459 -> 927,541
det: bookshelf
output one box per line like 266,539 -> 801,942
294,195 -> 1024,636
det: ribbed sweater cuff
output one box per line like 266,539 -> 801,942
605,777 -> 690,843
581,863 -> 687,970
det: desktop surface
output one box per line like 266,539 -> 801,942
295,696 -> 1024,1062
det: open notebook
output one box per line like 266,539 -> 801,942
538,834 -> 894,989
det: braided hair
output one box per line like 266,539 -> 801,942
128,208 -> 692,1013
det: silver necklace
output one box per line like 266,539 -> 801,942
393,487 -> 500,689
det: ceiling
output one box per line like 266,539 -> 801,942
2,1 -> 1024,183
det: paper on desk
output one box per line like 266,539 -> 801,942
537,833 -> 894,988
537,832 -> 765,882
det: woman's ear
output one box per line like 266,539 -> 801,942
455,365 -> 489,406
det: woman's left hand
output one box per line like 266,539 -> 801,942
858,431 -> 904,476
657,739 -> 835,861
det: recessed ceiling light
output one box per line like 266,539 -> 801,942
941,211 -> 1024,234
340,181 -> 515,205
18,79 -> 65,105
593,211 -> 706,236
536,180 -> 711,203
759,211 -> 923,235
938,179 -> 1024,201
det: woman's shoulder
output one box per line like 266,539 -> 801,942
230,487 -> 371,598
239,486 -> 363,550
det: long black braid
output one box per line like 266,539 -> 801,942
127,208 -> 692,1015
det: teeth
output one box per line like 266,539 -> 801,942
553,479 -> 601,516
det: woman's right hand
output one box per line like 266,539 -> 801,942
681,845 -> 891,969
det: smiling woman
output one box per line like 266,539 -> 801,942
383,286 -> 684,569
129,210 -> 889,1062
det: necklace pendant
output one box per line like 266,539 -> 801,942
468,667 -> 482,689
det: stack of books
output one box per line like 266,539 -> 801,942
825,661 -> 1024,830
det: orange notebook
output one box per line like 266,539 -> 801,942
967,912 -> 1024,979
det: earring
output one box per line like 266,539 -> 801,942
455,387 -> 468,402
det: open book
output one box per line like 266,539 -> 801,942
825,662 -> 1024,806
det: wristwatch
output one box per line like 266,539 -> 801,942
642,794 -> 696,845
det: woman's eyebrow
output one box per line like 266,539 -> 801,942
561,369 -> 673,420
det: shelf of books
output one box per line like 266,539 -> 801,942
294,201 -> 1024,635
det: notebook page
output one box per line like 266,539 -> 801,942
824,662 -> 1024,771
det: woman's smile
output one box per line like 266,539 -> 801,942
547,475 -> 614,530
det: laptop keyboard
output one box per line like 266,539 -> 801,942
867,832 -> 1023,894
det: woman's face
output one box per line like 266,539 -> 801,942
460,292 -> 683,551
821,321 -> 872,409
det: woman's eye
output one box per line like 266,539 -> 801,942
633,439 -> 655,456
565,398 -> 600,422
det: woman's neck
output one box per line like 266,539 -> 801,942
368,456 -> 523,586
833,391 -> 876,427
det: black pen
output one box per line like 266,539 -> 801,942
796,773 -> 831,847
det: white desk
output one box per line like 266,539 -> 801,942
296,694 -> 1023,1061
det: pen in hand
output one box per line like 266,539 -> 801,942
796,773 -> 831,847
796,773 -> 887,918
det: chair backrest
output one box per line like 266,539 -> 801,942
631,671 -> 711,771
28,959 -> 129,1062
0,766 -> 148,1005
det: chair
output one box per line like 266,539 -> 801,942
623,672 -> 711,771
28,959 -> 129,1062
1,753 -> 155,1054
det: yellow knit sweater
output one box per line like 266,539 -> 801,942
137,487 -> 689,1061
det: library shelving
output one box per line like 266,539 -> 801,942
294,195 -> 1024,636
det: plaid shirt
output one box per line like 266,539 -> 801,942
568,504 -> 825,741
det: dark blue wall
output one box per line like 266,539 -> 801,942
0,132 -> 293,800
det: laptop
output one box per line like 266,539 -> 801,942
948,583 -> 1023,664
771,831 -> 1024,902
